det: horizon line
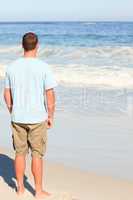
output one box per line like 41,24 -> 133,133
0,20 -> 132,23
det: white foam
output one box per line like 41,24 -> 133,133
0,64 -> 5,77
38,46 -> 133,66
0,45 -> 133,60
82,22 -> 97,25
0,45 -> 133,89
52,64 -> 133,89
0,45 -> 22,54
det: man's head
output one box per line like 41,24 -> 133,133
22,32 -> 38,52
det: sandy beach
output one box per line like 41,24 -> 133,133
0,147 -> 133,200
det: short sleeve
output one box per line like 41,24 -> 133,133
5,68 -> 11,88
44,65 -> 58,90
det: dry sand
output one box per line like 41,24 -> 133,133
0,148 -> 133,200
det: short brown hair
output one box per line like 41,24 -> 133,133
22,32 -> 38,51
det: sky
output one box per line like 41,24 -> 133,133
0,0 -> 132,21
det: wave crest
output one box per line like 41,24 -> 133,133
53,64 -> 133,89
0,45 -> 133,89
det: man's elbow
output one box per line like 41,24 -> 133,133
4,89 -> 7,102
4,88 -> 12,105
46,89 -> 56,100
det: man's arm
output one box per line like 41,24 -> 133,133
44,64 -> 58,128
45,88 -> 56,128
4,88 -> 13,113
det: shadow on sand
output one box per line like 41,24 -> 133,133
0,154 -> 35,196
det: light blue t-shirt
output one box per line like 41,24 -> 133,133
5,57 -> 57,123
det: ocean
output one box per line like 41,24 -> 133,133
0,22 -> 133,180
1,22 -> 133,89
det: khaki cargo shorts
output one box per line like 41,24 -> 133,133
11,121 -> 47,158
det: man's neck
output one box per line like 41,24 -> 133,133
24,50 -> 37,58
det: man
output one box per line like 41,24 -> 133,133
4,32 -> 57,198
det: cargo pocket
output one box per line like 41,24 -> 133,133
42,128 -> 47,156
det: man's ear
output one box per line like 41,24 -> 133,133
36,43 -> 39,50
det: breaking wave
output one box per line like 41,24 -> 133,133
53,64 -> 133,89
0,45 -> 133,60
0,45 -> 133,89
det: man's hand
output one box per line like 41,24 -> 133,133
8,105 -> 12,113
46,117 -> 53,129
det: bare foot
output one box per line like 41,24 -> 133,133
17,186 -> 25,196
35,191 -> 51,199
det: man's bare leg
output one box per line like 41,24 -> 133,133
31,157 -> 50,198
15,155 -> 26,195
